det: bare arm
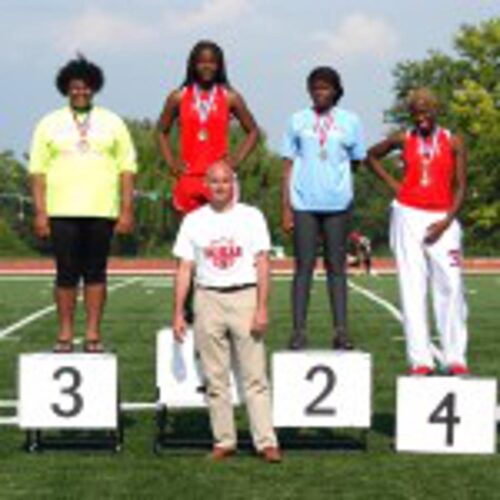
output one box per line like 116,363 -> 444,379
172,259 -> 195,342
424,133 -> 468,245
30,174 -> 50,238
158,90 -> 184,178
448,133 -> 467,220
252,251 -> 270,336
281,158 -> 293,233
366,132 -> 405,194
227,89 -> 260,170
115,172 -> 136,234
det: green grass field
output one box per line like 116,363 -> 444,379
0,274 -> 499,499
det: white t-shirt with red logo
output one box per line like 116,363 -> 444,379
173,203 -> 271,288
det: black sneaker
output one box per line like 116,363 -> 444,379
288,331 -> 307,350
332,336 -> 354,350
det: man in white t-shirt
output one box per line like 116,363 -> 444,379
172,160 -> 281,463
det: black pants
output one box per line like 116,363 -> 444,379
292,209 -> 351,335
50,218 -> 115,288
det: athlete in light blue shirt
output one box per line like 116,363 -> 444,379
282,106 -> 365,212
281,66 -> 366,351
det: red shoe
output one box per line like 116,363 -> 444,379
448,363 -> 470,376
408,365 -> 433,376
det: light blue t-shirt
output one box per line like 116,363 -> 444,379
281,107 -> 366,212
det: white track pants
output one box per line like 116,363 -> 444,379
390,201 -> 468,368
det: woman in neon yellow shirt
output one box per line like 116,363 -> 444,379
29,55 -> 137,353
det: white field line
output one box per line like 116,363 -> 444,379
0,278 -> 140,340
348,280 -> 444,365
348,280 -> 403,322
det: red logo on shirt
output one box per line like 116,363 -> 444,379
204,238 -> 242,269
448,249 -> 461,267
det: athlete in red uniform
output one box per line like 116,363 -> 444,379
158,40 -> 259,214
367,88 -> 469,376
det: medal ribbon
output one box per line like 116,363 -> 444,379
72,110 -> 91,145
193,85 -> 218,124
417,127 -> 440,161
314,112 -> 334,149
417,127 -> 440,186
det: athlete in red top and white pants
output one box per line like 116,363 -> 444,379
367,88 -> 469,376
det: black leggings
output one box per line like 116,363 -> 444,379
292,209 -> 351,334
50,218 -> 115,288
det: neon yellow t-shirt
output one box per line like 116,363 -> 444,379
29,106 -> 137,218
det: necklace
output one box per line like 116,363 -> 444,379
193,85 -> 217,142
72,109 -> 92,154
314,110 -> 334,161
417,128 -> 439,187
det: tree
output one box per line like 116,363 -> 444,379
385,18 -> 500,253
124,119 -> 286,255
0,150 -> 36,255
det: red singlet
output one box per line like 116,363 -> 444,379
179,84 -> 229,176
173,84 -> 230,214
397,128 -> 456,211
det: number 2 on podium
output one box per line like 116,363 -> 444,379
304,365 -> 337,416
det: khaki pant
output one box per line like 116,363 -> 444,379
194,287 -> 278,451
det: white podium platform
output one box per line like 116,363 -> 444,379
272,350 -> 372,429
396,376 -> 497,454
154,327 -> 242,453
156,328 -> 241,408
18,352 -> 121,452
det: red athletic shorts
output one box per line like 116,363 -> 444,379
172,174 -> 211,214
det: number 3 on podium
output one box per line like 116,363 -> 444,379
51,366 -> 84,418
19,353 -> 118,430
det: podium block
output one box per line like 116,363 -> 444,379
272,351 -> 372,428
19,353 -> 118,430
396,376 -> 497,454
156,328 -> 241,408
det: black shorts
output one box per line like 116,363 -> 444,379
49,217 -> 115,287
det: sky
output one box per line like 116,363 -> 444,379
1,0 -> 498,159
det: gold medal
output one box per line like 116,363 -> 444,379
77,140 -> 90,154
319,149 -> 328,161
198,129 -> 208,142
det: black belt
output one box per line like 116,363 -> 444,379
200,283 -> 256,294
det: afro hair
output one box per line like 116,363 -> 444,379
55,54 -> 104,96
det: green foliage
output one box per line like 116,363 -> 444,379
117,118 -> 178,256
0,217 -> 34,256
0,151 -> 38,254
124,119 -> 286,255
1,18 -> 498,256
386,18 -> 500,253
353,164 -> 394,252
